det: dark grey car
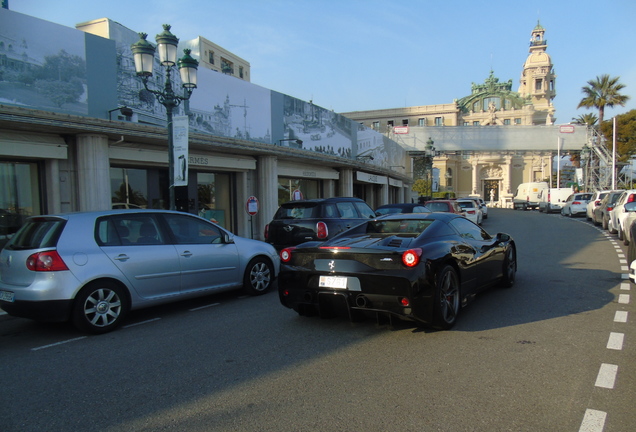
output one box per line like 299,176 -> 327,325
265,197 -> 376,250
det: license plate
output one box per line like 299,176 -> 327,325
319,275 -> 347,289
0,290 -> 15,302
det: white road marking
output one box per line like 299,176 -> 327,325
579,409 -> 607,432
122,317 -> 161,328
614,311 -> 628,323
618,294 -> 630,304
595,363 -> 618,389
607,332 -> 624,350
31,336 -> 87,351
189,302 -> 220,311
620,283 -> 630,290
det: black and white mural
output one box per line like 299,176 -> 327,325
0,9 -> 87,115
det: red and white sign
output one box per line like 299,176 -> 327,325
393,125 -> 409,134
245,196 -> 259,215
559,125 -> 575,133
292,189 -> 303,200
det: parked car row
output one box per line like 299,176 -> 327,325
2,195 -> 498,334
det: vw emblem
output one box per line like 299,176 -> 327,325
328,260 -> 335,271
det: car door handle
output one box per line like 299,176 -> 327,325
180,251 -> 193,257
113,254 -> 129,261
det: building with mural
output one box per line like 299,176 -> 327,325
0,8 -> 410,244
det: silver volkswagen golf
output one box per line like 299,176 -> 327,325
0,210 -> 280,334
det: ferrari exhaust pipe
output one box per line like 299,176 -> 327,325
355,295 -> 368,308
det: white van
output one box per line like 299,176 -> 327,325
513,182 -> 549,210
538,187 -> 575,213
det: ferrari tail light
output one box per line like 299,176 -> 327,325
399,297 -> 410,307
402,248 -> 422,267
26,251 -> 69,272
264,224 -> 269,240
280,247 -> 296,263
316,221 -> 328,239
282,289 -> 290,296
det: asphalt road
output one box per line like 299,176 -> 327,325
0,208 -> 633,432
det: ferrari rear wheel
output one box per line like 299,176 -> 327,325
433,265 -> 460,330
499,247 -> 517,288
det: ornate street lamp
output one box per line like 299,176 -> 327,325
131,25 -> 199,210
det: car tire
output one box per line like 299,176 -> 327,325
618,226 -> 624,241
433,265 -> 460,330
624,231 -> 630,246
602,216 -> 608,230
243,257 -> 274,295
72,280 -> 129,334
499,247 -> 517,288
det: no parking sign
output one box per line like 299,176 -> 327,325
245,196 -> 259,215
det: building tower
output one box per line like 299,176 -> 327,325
518,21 -> 557,124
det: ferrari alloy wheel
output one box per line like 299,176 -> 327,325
243,257 -> 274,295
499,247 -> 517,288
433,265 -> 460,330
72,281 -> 128,334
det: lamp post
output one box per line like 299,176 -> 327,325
131,25 -> 199,211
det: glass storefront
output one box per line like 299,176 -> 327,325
0,161 -> 41,244
197,172 -> 233,230
110,167 -> 149,209
277,178 -> 320,205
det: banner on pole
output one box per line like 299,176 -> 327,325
173,116 -> 189,186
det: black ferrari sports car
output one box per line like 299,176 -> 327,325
278,212 -> 516,329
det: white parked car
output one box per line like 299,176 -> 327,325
560,193 -> 592,217
621,201 -> 636,245
586,190 -> 612,221
538,187 -> 574,213
610,190 -> 636,238
456,199 -> 483,225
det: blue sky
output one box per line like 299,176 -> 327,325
8,0 -> 636,124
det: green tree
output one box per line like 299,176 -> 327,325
411,178 -> 431,197
599,109 -> 636,162
577,74 -> 630,125
571,113 -> 598,126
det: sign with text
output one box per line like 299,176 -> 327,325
173,116 -> 189,186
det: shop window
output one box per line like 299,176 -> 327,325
0,161 -> 41,244
278,177 -> 320,206
402,119 -> 409,126
197,172 -> 232,229
110,168 -> 148,209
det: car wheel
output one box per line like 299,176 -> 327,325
243,257 -> 274,295
433,265 -> 460,330
618,226 -> 624,241
499,247 -> 517,288
602,216 -> 608,230
624,232 -> 630,246
72,281 -> 129,334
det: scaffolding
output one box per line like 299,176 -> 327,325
583,126 -> 628,191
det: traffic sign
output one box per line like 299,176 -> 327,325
246,196 -> 259,215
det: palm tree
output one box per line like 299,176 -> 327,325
577,74 -> 630,124
571,113 -> 598,126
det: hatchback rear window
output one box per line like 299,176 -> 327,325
274,203 -> 319,219
5,218 -> 66,250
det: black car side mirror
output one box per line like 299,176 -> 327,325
496,233 -> 510,242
